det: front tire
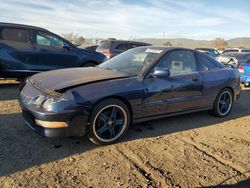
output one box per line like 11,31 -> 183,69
212,88 -> 233,118
88,99 -> 130,145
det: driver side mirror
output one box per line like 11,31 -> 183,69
150,67 -> 170,78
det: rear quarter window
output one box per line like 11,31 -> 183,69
130,43 -> 146,48
0,27 -> 32,49
97,40 -> 112,50
115,43 -> 129,51
197,53 -> 222,71
0,28 -> 28,42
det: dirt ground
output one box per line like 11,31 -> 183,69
0,80 -> 249,188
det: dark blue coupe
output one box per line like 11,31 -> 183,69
19,47 -> 241,145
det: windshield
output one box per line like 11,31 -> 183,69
98,47 -> 164,75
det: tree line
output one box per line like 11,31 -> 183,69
163,38 -> 229,49
62,33 -> 85,46
62,32 -> 229,49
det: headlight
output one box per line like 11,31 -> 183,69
42,97 -> 54,110
33,95 -> 45,105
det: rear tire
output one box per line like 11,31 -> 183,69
88,99 -> 130,145
211,88 -> 233,118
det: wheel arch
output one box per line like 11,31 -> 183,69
90,95 -> 134,124
81,59 -> 99,67
225,86 -> 235,101
216,86 -> 234,101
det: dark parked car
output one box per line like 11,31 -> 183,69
0,23 -> 106,79
85,45 -> 98,51
195,48 -> 220,60
219,52 -> 250,87
96,39 -> 151,59
222,48 -> 250,54
19,47 -> 241,145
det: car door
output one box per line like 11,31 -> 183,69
0,27 -> 38,74
143,49 -> 203,117
32,30 -> 80,71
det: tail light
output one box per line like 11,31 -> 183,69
238,65 -> 244,74
102,51 -> 112,55
102,51 -> 112,59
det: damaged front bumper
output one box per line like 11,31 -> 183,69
19,96 -> 89,137
18,80 -> 90,138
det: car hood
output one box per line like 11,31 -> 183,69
29,67 -> 131,92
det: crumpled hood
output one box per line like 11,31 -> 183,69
29,67 -> 130,92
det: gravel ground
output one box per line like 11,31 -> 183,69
0,80 -> 249,188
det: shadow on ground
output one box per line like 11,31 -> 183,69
0,82 -> 19,101
215,179 -> 250,187
0,84 -> 250,186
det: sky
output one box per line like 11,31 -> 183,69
0,0 -> 250,40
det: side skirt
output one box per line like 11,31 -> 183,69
133,107 -> 212,124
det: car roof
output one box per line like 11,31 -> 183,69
103,39 -> 150,44
0,22 -> 48,32
136,46 -> 199,53
195,48 -> 214,50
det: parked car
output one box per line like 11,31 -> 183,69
222,48 -> 250,54
195,48 -> 220,60
219,52 -> 250,87
85,45 -> 99,51
196,49 -> 220,61
19,47 -> 241,145
96,39 -> 151,59
0,23 -> 106,79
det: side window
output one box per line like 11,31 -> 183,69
0,28 -> 28,43
197,53 -> 218,71
115,44 -> 129,51
156,50 -> 197,75
35,31 -> 64,48
130,44 -> 137,48
130,43 -> 143,49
